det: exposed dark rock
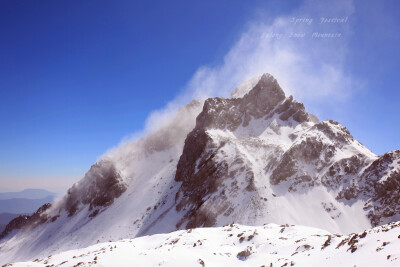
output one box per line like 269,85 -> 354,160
312,120 -> 354,144
0,203 -> 51,239
173,73 -> 400,229
65,160 -> 127,217
174,74 -> 292,228
321,235 -> 332,250
194,74 -> 289,132
276,96 -> 309,123
327,150 -> 400,226
198,258 -> 205,266
237,248 -> 252,260
271,137 -> 335,187
322,154 -> 370,190
174,129 -> 228,228
362,151 -> 400,226
0,215 -> 30,239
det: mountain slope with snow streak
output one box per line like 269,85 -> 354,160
1,73 -> 399,264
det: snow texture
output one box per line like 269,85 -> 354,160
7,221 -> 400,267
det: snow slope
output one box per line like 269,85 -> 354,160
0,100 -> 204,264
7,221 -> 400,267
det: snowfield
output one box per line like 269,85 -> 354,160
7,221 -> 400,267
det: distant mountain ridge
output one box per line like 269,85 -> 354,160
0,189 -> 55,231
0,189 -> 56,200
0,195 -> 54,214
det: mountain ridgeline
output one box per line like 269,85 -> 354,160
1,73 -> 399,264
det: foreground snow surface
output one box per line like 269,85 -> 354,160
7,222 -> 400,267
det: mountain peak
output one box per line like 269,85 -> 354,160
230,73 -> 284,99
195,73 -> 310,132
242,73 -> 286,114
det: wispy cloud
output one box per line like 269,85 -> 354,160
185,0 -> 357,105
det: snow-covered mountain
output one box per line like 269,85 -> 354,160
8,221 -> 400,267
1,73 -> 399,264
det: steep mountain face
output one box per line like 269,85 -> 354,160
351,150 -> 400,226
1,73 -> 399,264
0,196 -> 54,214
64,160 -> 127,217
174,74 -> 321,229
172,74 -> 398,232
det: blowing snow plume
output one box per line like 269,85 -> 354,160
186,0 -> 356,106
96,0 -> 356,184
111,0 -> 357,151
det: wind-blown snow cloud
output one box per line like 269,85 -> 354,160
106,0 -> 357,154
186,0 -> 357,103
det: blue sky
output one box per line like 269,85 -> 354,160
0,0 -> 399,193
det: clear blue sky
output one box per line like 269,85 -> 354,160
0,0 -> 399,193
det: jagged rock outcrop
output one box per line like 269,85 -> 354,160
0,161 -> 127,242
0,203 -> 51,239
64,160 -> 127,217
322,150 -> 400,226
361,151 -> 400,226
173,73 -> 400,229
174,74 -> 297,228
